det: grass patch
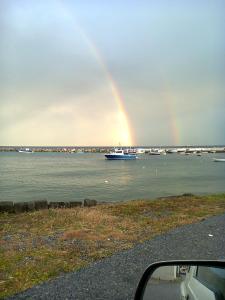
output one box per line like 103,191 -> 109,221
0,193 -> 225,298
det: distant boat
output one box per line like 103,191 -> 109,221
18,148 -> 33,153
213,158 -> 225,162
167,149 -> 178,154
76,150 -> 84,154
136,148 -> 145,154
105,148 -> 137,160
149,148 -> 165,155
126,148 -> 137,154
149,151 -> 161,155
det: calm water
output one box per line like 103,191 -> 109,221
0,152 -> 225,203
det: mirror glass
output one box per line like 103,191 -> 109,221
143,265 -> 225,300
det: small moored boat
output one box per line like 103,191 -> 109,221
149,151 -> 161,155
213,158 -> 225,162
18,148 -> 33,153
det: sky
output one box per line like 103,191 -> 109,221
0,0 -> 225,146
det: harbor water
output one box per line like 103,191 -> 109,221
0,152 -> 225,203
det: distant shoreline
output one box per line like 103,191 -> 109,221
0,145 -> 225,153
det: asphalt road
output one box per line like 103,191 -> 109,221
8,214 -> 225,300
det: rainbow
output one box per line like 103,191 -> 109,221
55,2 -> 181,146
57,2 -> 134,146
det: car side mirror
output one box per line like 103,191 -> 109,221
134,260 -> 225,300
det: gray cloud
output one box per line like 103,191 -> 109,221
0,0 -> 224,145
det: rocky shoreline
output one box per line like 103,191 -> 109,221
0,193 -> 199,214
0,199 -> 97,213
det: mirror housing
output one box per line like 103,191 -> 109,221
134,260 -> 225,300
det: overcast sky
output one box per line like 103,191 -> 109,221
0,0 -> 224,146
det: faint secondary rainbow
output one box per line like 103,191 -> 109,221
163,87 -> 180,145
58,2 -> 134,146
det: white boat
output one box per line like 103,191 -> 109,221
126,148 -> 137,154
149,151 -> 161,155
18,148 -> 33,153
213,158 -> 225,162
167,149 -> 178,153
105,148 -> 137,160
136,148 -> 145,154
76,149 -> 84,154
149,148 -> 165,155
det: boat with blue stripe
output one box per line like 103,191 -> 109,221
105,148 -> 137,160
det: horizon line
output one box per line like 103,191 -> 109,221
0,144 -> 225,148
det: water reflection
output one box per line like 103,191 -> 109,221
1,152 -> 225,203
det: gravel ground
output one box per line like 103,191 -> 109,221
7,214 -> 225,300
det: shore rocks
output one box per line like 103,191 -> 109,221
27,202 -> 35,211
14,202 -> 36,213
14,202 -> 28,213
49,202 -> 70,209
84,199 -> 97,207
70,201 -> 82,208
0,199 -> 97,213
34,200 -> 48,210
0,201 -> 14,213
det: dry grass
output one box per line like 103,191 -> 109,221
0,194 -> 225,298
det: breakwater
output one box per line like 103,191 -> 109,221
0,145 -> 225,153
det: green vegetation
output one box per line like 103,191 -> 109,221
0,194 -> 225,298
